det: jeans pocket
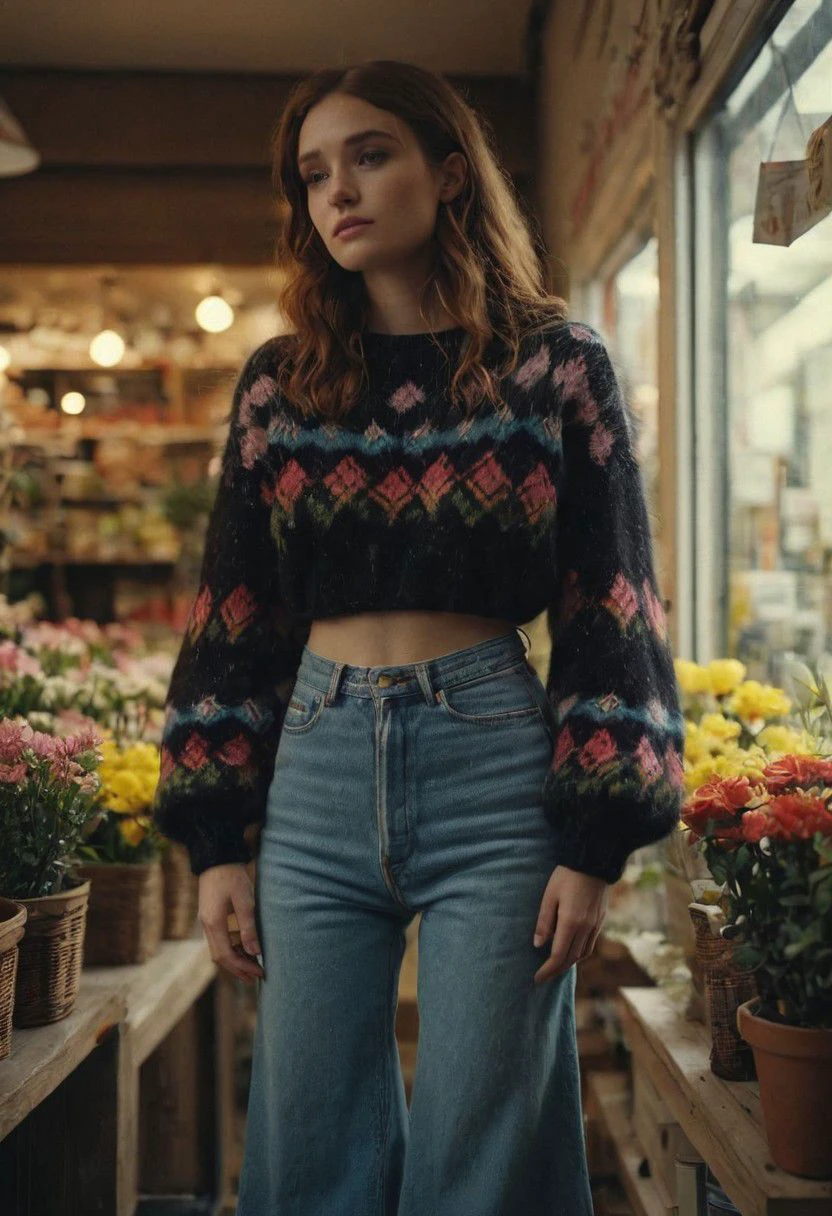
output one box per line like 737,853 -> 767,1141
281,679 -> 326,734
436,659 -> 543,726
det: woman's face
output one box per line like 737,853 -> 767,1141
297,92 -> 465,276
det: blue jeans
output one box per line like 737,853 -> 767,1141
236,631 -> 594,1216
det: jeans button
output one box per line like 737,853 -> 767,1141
377,674 -> 392,687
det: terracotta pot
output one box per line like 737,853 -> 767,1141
13,878 -> 90,1027
0,898 -> 27,1057
737,997 -> 832,1178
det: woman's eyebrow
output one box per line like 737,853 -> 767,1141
298,129 -> 399,167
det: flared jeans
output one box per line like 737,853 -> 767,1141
236,630 -> 594,1215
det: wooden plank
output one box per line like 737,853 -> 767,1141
0,1021 -> 123,1215
587,1071 -> 674,1216
619,987 -> 832,1216
82,931 -> 215,1067
0,982 -> 125,1140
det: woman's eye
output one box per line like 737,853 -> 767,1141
303,149 -> 387,186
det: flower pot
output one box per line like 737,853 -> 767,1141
13,878 -> 90,1027
161,843 -> 199,940
737,996 -> 832,1178
0,898 -> 27,1057
689,903 -> 758,1081
75,859 -> 163,966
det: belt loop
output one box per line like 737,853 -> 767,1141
414,661 -> 435,705
324,661 -> 345,706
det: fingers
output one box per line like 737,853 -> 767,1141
533,917 -> 599,986
198,866 -> 265,987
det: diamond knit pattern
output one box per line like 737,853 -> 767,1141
152,322 -> 685,881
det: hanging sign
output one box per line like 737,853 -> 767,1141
753,114 -> 832,247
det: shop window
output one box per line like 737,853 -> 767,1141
698,0 -> 832,681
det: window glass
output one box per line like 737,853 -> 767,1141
716,0 -> 832,681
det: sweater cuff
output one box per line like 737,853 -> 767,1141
186,823 -> 253,876
541,777 -> 680,886
154,799 -> 256,876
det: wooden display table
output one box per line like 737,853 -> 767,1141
616,986 -> 832,1215
0,931 -> 232,1216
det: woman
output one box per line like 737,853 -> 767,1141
153,59 -> 685,1216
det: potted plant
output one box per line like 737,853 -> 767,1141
74,738 -> 166,965
667,657 -> 808,973
0,717 -> 103,1026
682,654 -> 832,1178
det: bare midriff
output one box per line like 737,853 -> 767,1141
306,610 -> 520,667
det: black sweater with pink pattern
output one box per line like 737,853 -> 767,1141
152,321 -> 685,881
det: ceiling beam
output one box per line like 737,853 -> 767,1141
0,68 -> 535,264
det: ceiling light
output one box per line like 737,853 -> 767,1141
90,328 -> 126,367
61,392 -> 86,416
0,95 -> 39,178
195,294 -> 234,333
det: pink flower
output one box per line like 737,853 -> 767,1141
0,762 -> 27,784
0,719 -> 27,763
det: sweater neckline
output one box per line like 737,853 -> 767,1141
361,326 -> 467,342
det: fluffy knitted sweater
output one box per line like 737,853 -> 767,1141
152,321 -> 685,883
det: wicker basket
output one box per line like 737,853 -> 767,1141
161,843 -> 199,939
689,902 -> 758,1081
0,898 -> 27,1057
13,879 -> 90,1027
76,859 -> 164,966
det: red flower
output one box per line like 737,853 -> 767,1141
766,791 -> 832,840
762,753 -> 832,793
682,775 -> 756,841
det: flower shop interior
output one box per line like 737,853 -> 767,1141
2,1 -> 832,1214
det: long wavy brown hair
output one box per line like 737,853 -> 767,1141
269,59 -> 569,421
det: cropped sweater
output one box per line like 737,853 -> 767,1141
152,321 -> 685,884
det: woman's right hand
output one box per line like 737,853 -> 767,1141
198,862 -> 265,986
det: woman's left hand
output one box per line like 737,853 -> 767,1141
532,865 -> 610,985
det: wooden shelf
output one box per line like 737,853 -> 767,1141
81,930 -> 214,1067
0,930 -> 228,1216
618,986 -> 832,1215
587,1071 -> 672,1216
0,981 -> 126,1141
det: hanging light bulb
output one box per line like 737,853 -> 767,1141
61,391 -> 86,416
195,290 -> 234,333
90,329 -> 126,366
90,274 -> 126,366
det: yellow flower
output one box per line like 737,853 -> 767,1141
699,712 -> 742,741
675,659 -> 711,695
118,817 -> 147,847
756,724 -> 814,755
725,680 -> 791,723
707,658 -> 747,697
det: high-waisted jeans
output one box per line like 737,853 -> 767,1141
236,630 -> 594,1216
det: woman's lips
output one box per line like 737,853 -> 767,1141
336,220 -> 372,238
